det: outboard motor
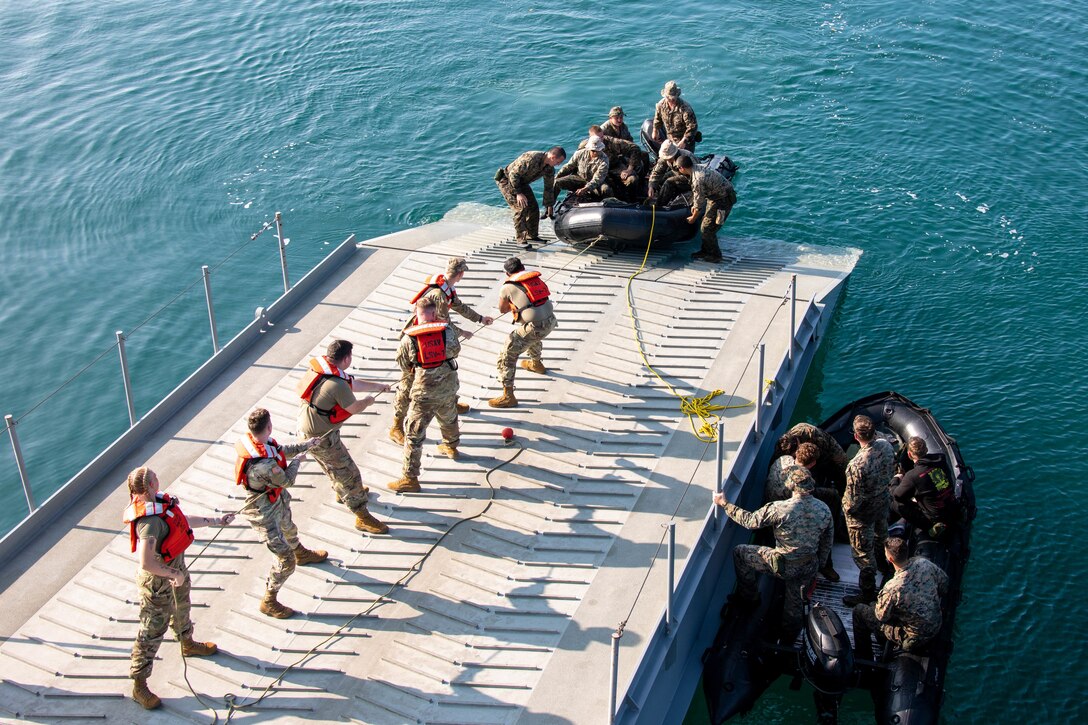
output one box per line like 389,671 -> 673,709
801,603 -> 854,695
640,118 -> 660,156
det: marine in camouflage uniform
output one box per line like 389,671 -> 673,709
716,469 -> 833,635
390,257 -> 490,441
555,142 -> 611,200
388,301 -> 461,493
653,81 -> 698,152
776,421 -> 850,493
648,141 -> 696,206
489,257 -> 558,409
842,416 -> 897,605
853,547 -> 949,655
765,455 -> 802,502
579,132 -> 644,200
680,160 -> 737,261
601,106 -> 633,141
496,148 -> 564,244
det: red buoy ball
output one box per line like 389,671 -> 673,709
501,427 -> 514,441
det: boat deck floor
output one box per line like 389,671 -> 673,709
0,221 -> 856,724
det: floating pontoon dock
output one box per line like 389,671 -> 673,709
0,219 -> 856,724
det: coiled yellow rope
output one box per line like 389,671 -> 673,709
625,206 -> 750,442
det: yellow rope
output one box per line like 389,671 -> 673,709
625,206 -> 750,443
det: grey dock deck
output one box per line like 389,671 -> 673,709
0,219 -> 856,724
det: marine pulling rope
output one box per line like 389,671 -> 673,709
625,205 -> 750,443
170,440 -> 527,724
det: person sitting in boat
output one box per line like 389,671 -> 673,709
647,139 -> 695,206
600,105 -> 633,141
890,436 -> 960,538
852,536 -> 949,657
555,136 -> 611,200
653,80 -> 699,153
766,442 -> 842,582
677,154 -> 736,263
713,468 -> 833,640
578,125 -> 644,200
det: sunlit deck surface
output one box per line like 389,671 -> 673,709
0,220 -> 855,724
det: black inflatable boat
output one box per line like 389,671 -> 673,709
551,118 -> 737,247
702,391 -> 976,725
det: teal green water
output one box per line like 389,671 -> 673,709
2,1 -> 1086,721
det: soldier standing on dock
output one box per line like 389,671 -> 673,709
489,257 -> 557,409
677,154 -> 736,263
714,468 -> 832,639
387,297 -> 462,494
297,339 -> 390,534
390,257 -> 493,445
123,466 -> 233,710
842,415 -> 897,606
235,408 -> 325,619
496,146 -> 566,249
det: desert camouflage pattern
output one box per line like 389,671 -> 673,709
498,315 -> 557,388
555,148 -> 610,195
240,440 -> 308,593
307,430 -> 372,515
844,438 -> 896,581
653,96 -> 698,147
497,151 -> 556,241
129,559 -> 192,679
396,326 -> 461,479
600,117 -> 633,141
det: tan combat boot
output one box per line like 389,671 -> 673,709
180,636 -> 217,657
436,443 -> 459,460
389,416 -> 405,445
131,677 -> 161,710
488,387 -> 518,408
520,359 -> 547,374
456,401 -> 471,414
259,590 -> 295,619
355,509 -> 390,534
294,545 -> 328,566
387,476 -> 421,493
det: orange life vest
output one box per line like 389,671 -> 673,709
296,356 -> 354,424
234,433 -> 287,503
410,274 -> 456,304
405,321 -> 455,369
506,270 -> 550,320
123,493 -> 194,564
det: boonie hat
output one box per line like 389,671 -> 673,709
658,139 -> 678,159
662,80 -> 681,98
609,106 -> 624,117
586,137 -> 606,152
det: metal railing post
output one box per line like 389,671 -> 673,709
116,331 -> 137,427
788,274 -> 797,369
274,211 -> 289,293
714,420 -> 725,528
666,521 -> 676,631
755,343 -> 766,439
202,265 -> 220,354
609,628 -> 622,723
5,415 -> 35,513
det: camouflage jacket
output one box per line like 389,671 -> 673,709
395,325 -> 461,397
765,455 -> 801,501
557,148 -> 610,193
876,556 -> 949,641
843,438 -> 896,515
648,148 -> 697,188
600,118 -> 633,142
724,493 -> 832,564
241,439 -> 309,513
505,151 -> 556,207
786,422 -> 849,472
653,97 -> 698,146
578,136 -> 642,173
691,167 -> 735,216
400,283 -> 483,338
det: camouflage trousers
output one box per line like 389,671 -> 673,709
846,501 -> 889,585
309,430 -> 370,515
733,544 -> 817,633
656,175 -> 691,206
554,175 -> 613,200
392,365 -> 414,421
497,316 -> 558,388
242,494 -> 300,594
698,190 -> 737,257
404,387 -> 460,480
497,176 -> 541,242
852,603 -> 927,653
130,564 -> 193,679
